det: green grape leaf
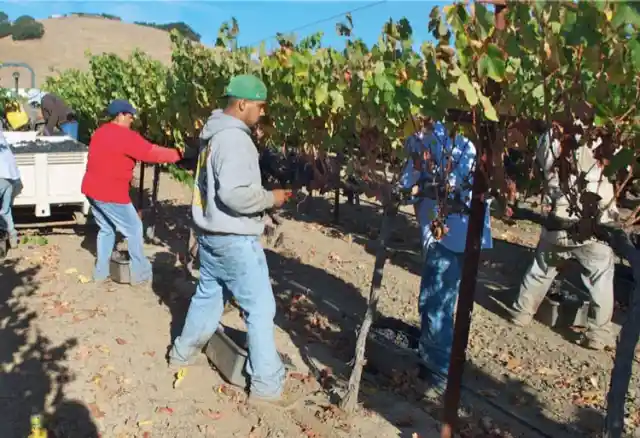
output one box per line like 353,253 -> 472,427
457,74 -> 478,106
479,94 -> 498,122
314,83 -> 329,105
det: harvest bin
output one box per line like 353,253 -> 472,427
205,325 -> 295,388
7,133 -> 90,222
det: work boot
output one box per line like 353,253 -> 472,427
507,307 -> 534,328
579,334 -> 609,351
247,377 -> 309,410
8,233 -> 18,249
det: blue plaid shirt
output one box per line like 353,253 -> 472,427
400,122 -> 492,254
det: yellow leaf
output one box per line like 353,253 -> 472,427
173,368 -> 187,389
77,275 -> 91,284
137,419 -> 153,427
65,268 -> 78,274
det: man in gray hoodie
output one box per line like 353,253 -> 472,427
168,75 -> 293,405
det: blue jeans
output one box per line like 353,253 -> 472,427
170,234 -> 285,398
0,178 -> 19,241
419,242 -> 463,387
60,121 -> 79,140
88,199 -> 152,283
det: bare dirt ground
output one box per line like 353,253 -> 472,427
2,166 -> 639,438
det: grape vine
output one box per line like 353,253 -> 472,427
37,2 -> 640,435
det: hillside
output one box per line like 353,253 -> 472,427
0,16 -> 173,89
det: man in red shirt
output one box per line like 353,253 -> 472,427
81,99 -> 181,284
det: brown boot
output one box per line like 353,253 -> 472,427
508,308 -> 534,327
247,377 -> 310,410
579,335 -> 609,351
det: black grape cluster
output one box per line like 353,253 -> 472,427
370,327 -> 414,349
258,148 -> 316,189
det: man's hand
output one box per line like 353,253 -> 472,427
271,189 -> 292,208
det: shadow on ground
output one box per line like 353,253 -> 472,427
0,256 -> 97,437
29,174 -> 624,437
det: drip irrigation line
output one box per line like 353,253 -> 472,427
306,284 -> 581,438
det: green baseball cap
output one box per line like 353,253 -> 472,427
223,75 -> 268,101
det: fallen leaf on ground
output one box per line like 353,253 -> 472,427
115,338 -> 128,345
65,268 -> 78,274
204,409 -> 222,420
78,274 -> 91,284
173,368 -> 187,389
89,374 -> 102,386
88,403 -> 105,419
536,366 -> 559,376
137,419 -> 153,427
505,357 -> 521,372
74,346 -> 93,361
156,406 -> 174,415
50,301 -> 72,316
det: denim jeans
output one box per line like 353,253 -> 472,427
418,242 -> 463,387
170,233 -> 285,398
60,121 -> 79,140
88,199 -> 152,284
0,178 -> 19,241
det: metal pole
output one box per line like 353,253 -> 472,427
137,162 -> 146,218
440,5 -> 506,437
440,167 -> 488,438
146,164 -> 161,240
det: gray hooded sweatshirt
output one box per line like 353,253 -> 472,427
192,109 -> 275,236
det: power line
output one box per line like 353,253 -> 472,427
245,0 -> 387,48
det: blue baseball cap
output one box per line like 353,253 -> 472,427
106,99 -> 137,116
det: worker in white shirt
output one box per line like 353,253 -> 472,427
0,126 -> 21,248
510,121 -> 618,350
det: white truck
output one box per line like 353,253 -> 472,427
6,131 -> 90,225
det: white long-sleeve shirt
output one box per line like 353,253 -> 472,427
0,127 -> 20,181
537,122 -> 618,245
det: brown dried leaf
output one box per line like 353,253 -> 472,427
505,357 -> 521,372
156,406 -> 174,415
74,346 -> 93,361
88,402 -> 105,419
115,338 -> 128,345
201,409 -> 223,420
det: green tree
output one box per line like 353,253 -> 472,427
135,21 -> 201,42
11,15 -> 44,41
0,21 -> 11,38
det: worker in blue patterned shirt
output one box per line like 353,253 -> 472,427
400,121 -> 493,396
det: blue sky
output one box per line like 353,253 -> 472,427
0,1 -> 444,49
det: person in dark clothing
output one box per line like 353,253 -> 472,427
26,90 -> 79,139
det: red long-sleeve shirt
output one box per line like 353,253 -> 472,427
81,122 -> 181,204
